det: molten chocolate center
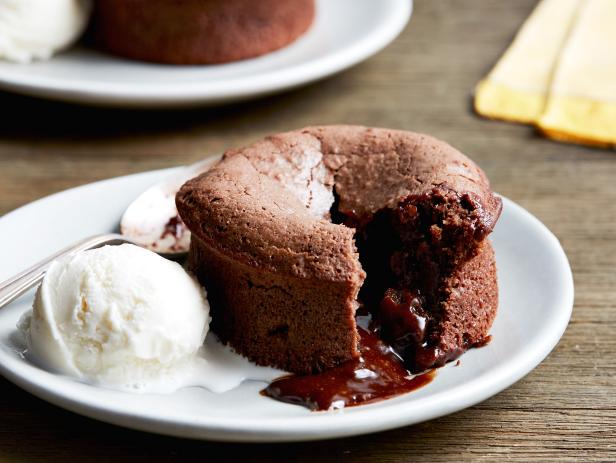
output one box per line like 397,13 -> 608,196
262,191 -> 489,411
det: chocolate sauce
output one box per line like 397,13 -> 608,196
161,215 -> 184,240
379,288 -> 428,352
261,328 -> 435,411
376,287 -> 461,373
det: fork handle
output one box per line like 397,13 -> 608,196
0,234 -> 132,309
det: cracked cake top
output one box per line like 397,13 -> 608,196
176,125 -> 501,283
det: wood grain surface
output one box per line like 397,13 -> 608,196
0,1 -> 614,461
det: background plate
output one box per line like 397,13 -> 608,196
0,167 -> 573,442
0,0 -> 412,108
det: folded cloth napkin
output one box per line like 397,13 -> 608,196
538,0 -> 616,146
475,0 -> 616,147
475,0 -> 582,124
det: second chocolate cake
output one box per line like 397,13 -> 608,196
177,126 -> 502,374
89,0 -> 315,65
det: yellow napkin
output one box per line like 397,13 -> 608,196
475,0 -> 582,124
538,0 -> 616,146
475,0 -> 616,147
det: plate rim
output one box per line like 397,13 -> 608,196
0,0 -> 412,107
0,168 -> 574,442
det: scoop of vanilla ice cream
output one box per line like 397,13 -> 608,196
20,244 -> 210,391
0,0 -> 92,63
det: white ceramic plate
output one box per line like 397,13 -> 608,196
0,167 -> 573,442
0,0 -> 412,108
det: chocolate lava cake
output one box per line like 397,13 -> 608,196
90,0 -> 315,65
176,126 -> 502,374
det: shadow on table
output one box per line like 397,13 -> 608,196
0,376 -> 492,463
0,68 -> 366,143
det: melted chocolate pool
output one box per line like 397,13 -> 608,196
261,327 -> 435,411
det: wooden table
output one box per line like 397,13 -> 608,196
0,1 -> 614,461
